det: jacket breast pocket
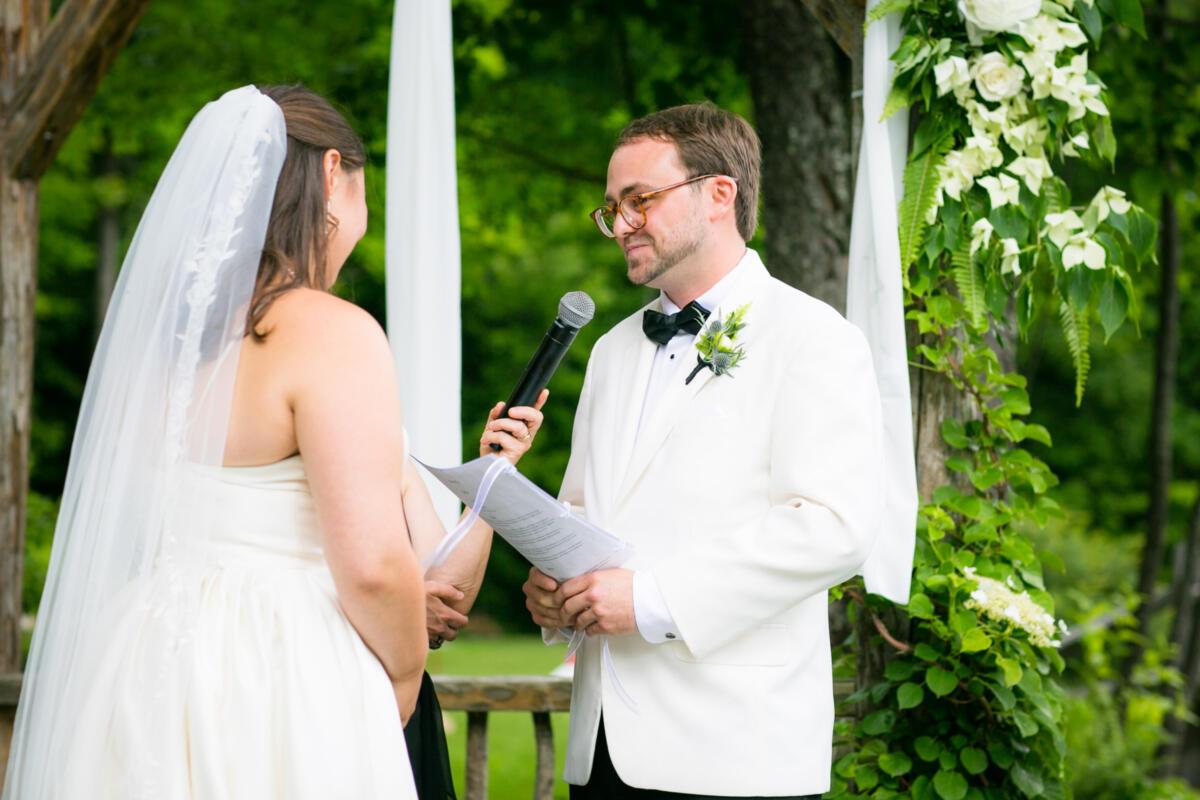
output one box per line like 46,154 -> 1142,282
673,624 -> 790,667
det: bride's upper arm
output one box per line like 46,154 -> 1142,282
286,293 -> 412,580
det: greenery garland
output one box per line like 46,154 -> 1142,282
831,1 -> 1157,798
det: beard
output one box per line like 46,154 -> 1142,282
624,214 -> 706,287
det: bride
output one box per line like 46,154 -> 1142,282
2,84 -> 542,799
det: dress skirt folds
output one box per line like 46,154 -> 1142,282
51,456 -> 418,800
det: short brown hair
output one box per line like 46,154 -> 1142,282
616,102 -> 761,241
249,84 -> 366,338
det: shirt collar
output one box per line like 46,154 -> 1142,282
659,248 -> 752,316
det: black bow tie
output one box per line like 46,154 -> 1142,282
642,301 -> 711,346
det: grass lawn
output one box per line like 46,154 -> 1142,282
428,634 -> 573,799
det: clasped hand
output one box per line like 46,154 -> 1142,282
522,567 -> 636,637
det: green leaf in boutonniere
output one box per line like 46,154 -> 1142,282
686,302 -> 750,385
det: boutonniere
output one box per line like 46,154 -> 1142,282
686,302 -> 750,385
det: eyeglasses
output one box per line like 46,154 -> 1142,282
590,174 -> 731,238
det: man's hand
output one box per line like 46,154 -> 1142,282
425,581 -> 468,647
523,567 -> 574,629
557,568 -> 636,637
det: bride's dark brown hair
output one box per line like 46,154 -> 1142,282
248,84 -> 366,339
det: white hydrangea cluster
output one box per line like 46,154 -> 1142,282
924,0 -> 1121,276
961,566 -> 1066,648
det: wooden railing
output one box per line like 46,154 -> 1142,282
0,672 -> 854,799
433,675 -> 572,799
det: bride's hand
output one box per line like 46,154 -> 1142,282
479,389 -> 548,465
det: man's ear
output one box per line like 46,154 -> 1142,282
707,175 -> 739,224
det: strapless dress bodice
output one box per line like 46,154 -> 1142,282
164,454 -> 324,566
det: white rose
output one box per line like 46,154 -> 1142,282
971,52 -> 1025,102
959,0 -> 1041,33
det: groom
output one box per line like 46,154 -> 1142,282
523,103 -> 885,798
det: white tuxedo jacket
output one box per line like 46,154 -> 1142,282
555,252 -> 885,796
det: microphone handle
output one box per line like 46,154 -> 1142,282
489,320 -> 579,451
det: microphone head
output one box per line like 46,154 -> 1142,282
557,291 -> 595,329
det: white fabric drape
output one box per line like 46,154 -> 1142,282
847,1 -> 919,604
387,0 -> 462,528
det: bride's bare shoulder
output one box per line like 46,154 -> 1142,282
262,288 -> 387,350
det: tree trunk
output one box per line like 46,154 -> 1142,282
1164,494 -> 1200,777
742,0 -> 856,313
0,175 -> 37,676
1127,188 -> 1181,680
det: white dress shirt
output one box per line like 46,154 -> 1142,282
632,255 -> 747,644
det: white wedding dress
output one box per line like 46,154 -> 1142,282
52,454 -> 417,800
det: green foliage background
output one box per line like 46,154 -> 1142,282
21,0 -> 1200,794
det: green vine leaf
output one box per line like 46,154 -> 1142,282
1057,298 -> 1092,406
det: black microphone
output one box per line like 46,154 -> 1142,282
490,291 -> 595,451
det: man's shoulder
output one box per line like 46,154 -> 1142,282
758,276 -> 865,347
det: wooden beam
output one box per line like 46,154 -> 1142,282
0,0 -> 48,690
1,0 -> 150,181
432,674 -> 573,712
798,0 -> 866,58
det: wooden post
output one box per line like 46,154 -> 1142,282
0,0 -> 49,684
532,711 -> 554,800
465,710 -> 489,799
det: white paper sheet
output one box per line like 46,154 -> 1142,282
417,455 -> 633,581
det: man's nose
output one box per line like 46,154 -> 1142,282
612,210 -> 637,240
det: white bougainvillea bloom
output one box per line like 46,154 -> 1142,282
979,172 -> 1021,208
1061,130 -> 1090,157
971,52 -> 1025,101
1001,237 -> 1022,275
971,217 -> 995,255
1007,155 -> 1053,194
935,56 -> 972,97
959,0 -> 1041,33
1044,210 -> 1085,248
1063,232 -> 1107,270
962,134 -> 1004,173
966,98 -> 1010,139
1091,186 -> 1131,221
1001,117 -> 1047,155
962,568 -> 1062,648
938,151 -> 977,200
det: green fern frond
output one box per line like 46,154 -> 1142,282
866,0 -> 912,29
898,140 -> 950,271
1058,299 -> 1091,406
952,238 -> 986,330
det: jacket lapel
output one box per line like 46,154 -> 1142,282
602,303 -> 658,505
614,254 -> 771,506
